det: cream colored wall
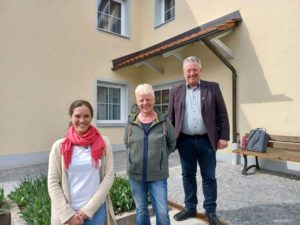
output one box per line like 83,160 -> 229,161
0,0 -> 143,155
232,2 -> 300,137
1,0 -> 300,159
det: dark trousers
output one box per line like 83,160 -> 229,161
177,133 -> 217,213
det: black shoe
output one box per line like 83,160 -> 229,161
206,213 -> 222,225
173,208 -> 197,221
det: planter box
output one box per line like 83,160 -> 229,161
0,199 -> 11,225
0,210 -> 11,225
116,210 -> 137,225
116,207 -> 153,225
10,200 -> 153,225
7,200 -> 26,225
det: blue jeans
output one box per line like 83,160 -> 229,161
129,178 -> 170,225
83,202 -> 106,225
177,133 -> 217,214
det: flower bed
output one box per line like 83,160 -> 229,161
8,175 -> 142,224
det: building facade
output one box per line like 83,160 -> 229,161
1,0 -> 300,174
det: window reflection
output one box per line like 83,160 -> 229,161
97,86 -> 121,120
154,89 -> 169,113
98,0 -> 122,34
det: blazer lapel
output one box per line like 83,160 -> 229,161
180,83 -> 186,110
200,80 -> 208,108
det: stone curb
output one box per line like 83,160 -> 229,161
8,199 -> 26,225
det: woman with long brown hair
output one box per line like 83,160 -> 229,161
48,100 -> 116,225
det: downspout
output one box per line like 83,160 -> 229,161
202,39 -> 238,143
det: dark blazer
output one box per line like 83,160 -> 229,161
168,80 -> 230,150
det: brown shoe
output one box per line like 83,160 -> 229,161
173,208 -> 197,221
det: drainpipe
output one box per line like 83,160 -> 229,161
202,39 -> 237,143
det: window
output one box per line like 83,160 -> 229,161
155,0 -> 175,27
164,0 -> 175,22
154,89 -> 169,114
97,0 -> 129,36
153,80 -> 181,113
96,81 -> 128,126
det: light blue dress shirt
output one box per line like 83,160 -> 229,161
181,82 -> 207,135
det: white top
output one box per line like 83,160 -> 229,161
67,145 -> 101,210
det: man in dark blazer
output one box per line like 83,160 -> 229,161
168,56 -> 230,225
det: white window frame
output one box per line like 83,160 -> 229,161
154,89 -> 170,114
153,80 -> 182,112
96,80 -> 129,126
96,0 -> 130,37
155,0 -> 175,28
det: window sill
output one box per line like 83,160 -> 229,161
96,123 -> 126,128
155,17 -> 175,29
97,28 -> 130,39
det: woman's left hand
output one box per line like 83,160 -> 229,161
66,213 -> 84,225
78,210 -> 88,220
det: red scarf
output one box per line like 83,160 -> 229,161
61,125 -> 105,170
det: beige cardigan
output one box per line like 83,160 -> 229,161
48,136 -> 117,225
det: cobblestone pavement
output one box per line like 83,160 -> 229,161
1,150 -> 300,225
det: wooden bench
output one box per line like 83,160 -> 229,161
232,134 -> 300,175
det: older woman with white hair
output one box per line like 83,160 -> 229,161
124,83 -> 176,225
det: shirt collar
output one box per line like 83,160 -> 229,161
186,80 -> 201,89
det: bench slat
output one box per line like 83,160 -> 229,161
269,135 -> 300,143
268,142 -> 300,151
245,133 -> 300,143
266,148 -> 300,159
232,149 -> 300,163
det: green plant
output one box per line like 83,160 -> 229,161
0,186 -> 4,208
8,174 -> 140,224
8,175 -> 50,225
0,186 -> 10,212
0,186 -> 10,225
109,175 -> 135,214
0,187 -> 8,212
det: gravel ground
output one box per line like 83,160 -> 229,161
1,150 -> 300,225
168,156 -> 300,225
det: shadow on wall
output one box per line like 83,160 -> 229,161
224,19 -> 295,136
229,22 -> 292,104
218,203 -> 300,225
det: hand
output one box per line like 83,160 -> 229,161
217,139 -> 228,149
67,213 -> 84,225
78,209 -> 88,220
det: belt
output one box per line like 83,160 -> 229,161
180,132 -> 208,138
